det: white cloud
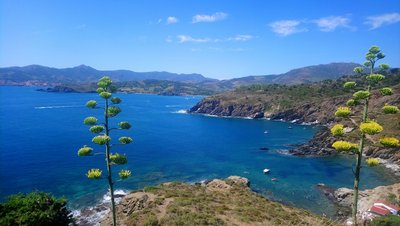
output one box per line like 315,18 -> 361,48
192,12 -> 228,23
314,16 -> 351,31
167,16 -> 178,25
365,13 -> 400,30
177,35 -> 211,43
269,20 -> 306,36
228,34 -> 253,41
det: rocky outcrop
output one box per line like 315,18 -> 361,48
269,96 -> 348,124
332,183 -> 400,214
189,98 -> 265,118
289,127 -> 337,156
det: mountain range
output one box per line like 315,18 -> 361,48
0,64 -> 213,86
0,63 -> 361,95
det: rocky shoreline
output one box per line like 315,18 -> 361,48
188,87 -> 400,173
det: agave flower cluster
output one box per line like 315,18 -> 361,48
330,46 -> 399,163
86,169 -> 102,179
78,76 -> 133,180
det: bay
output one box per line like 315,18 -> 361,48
0,86 -> 396,217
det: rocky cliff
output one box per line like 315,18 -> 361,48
189,98 -> 265,118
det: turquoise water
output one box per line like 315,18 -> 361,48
0,86 -> 397,217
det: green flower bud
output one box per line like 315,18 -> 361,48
382,105 -> 399,114
346,99 -> 358,107
110,153 -> 128,165
78,145 -> 93,156
97,76 -> 112,88
119,170 -> 131,179
108,106 -> 121,117
99,92 -> 112,99
96,88 -> 105,93
335,107 -> 351,117
89,125 -> 104,134
111,97 -> 121,104
86,100 -> 97,108
86,169 -> 102,179
331,124 -> 345,136
364,61 -> 372,67
377,52 -> 385,59
119,122 -> 131,130
380,88 -> 393,96
353,67 -> 363,74
379,64 -> 390,70
353,90 -> 370,100
119,136 -> 133,144
92,135 -> 111,145
366,74 -> 385,83
366,53 -> 376,61
368,46 -> 380,54
84,117 -> 98,125
344,82 -> 356,89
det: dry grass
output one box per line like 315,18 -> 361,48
122,181 -> 339,226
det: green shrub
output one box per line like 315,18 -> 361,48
0,192 -> 72,226
372,215 -> 400,226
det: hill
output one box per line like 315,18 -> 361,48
0,65 -> 214,86
99,176 -> 336,226
220,62 -> 360,87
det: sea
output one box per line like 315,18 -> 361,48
0,86 -> 397,223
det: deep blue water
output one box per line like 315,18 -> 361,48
0,86 -> 397,217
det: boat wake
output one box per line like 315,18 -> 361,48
34,105 -> 78,109
172,109 -> 188,114
72,190 -> 128,226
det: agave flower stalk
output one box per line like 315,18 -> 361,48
331,46 -> 398,225
78,77 -> 133,226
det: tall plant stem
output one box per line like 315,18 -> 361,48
352,84 -> 371,226
105,98 -> 117,226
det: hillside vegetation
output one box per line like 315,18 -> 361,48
100,177 -> 337,226
190,69 -> 400,118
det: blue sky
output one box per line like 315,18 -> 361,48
1,0 -> 399,79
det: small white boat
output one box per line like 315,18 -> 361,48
263,169 -> 270,174
264,130 -> 268,134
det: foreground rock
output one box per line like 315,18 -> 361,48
101,176 -> 335,226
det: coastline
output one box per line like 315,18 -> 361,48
187,111 -> 400,177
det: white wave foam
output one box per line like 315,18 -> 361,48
172,109 -> 188,114
300,120 -> 319,125
34,105 -> 77,109
165,105 -> 181,108
73,189 -> 128,226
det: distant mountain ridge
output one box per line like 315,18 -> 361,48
225,62 -> 361,86
0,64 -> 214,86
0,62 -> 360,91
